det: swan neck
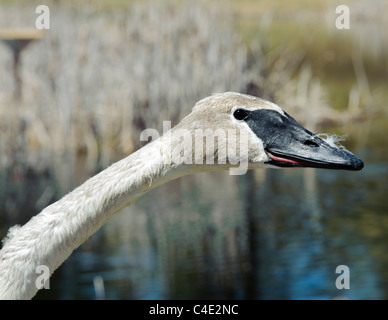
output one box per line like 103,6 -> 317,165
0,138 -> 178,299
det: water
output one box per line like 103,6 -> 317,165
27,153 -> 388,300
1,0 -> 387,300
0,98 -> 386,301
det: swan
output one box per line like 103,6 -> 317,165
0,92 -> 364,299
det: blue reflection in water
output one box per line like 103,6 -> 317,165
40,162 -> 388,300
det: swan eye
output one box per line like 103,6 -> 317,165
233,109 -> 248,121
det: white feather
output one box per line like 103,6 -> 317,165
317,133 -> 349,151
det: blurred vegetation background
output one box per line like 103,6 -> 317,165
0,0 -> 387,299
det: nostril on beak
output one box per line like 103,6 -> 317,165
304,140 -> 319,147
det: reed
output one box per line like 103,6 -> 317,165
0,0 -> 373,190
0,1 -> 248,183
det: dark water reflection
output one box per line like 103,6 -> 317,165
1,117 -> 387,300
31,159 -> 388,300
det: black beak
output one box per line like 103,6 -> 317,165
245,109 -> 364,171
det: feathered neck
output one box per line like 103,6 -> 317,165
0,134 -> 187,299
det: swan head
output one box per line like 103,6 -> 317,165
174,92 -> 364,173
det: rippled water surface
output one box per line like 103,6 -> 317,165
0,0 -> 387,300
30,136 -> 388,300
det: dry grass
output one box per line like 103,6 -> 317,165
0,0 -> 378,191
0,0 -> 384,299
0,1 -> 248,182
